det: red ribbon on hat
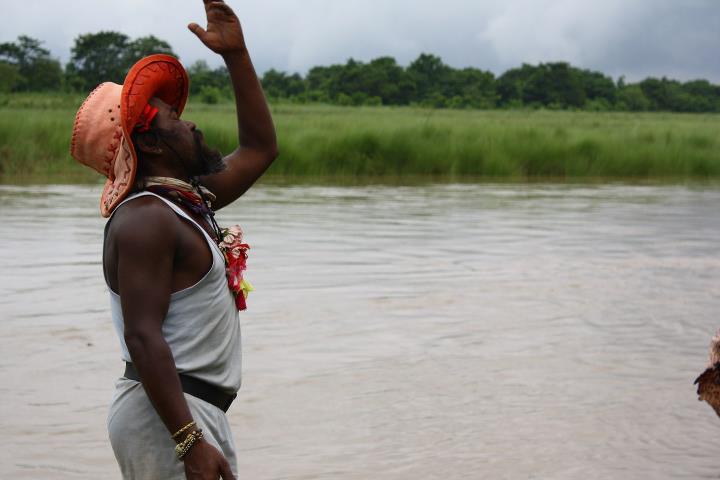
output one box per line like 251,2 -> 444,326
135,104 -> 159,132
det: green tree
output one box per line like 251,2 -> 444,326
306,64 -> 343,93
578,69 -> 616,103
124,35 -> 175,65
306,58 -> 362,103
26,57 -> 64,91
681,80 -> 720,112
446,67 -> 496,108
361,57 -> 416,105
638,77 -> 690,111
0,62 -> 22,92
616,84 -> 651,111
65,31 -> 178,92
261,69 -> 305,99
316,56 -> 417,105
187,60 -> 230,98
328,58 -> 364,100
408,53 -> 452,101
67,31 -> 130,90
0,35 -> 62,91
682,79 -> 717,98
0,35 -> 47,67
496,64 -> 536,106
523,62 -> 586,108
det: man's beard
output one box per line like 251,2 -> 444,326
194,129 -> 226,176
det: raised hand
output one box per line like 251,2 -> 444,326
188,0 -> 278,208
188,0 -> 246,55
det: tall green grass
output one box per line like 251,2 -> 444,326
1,96 -> 718,181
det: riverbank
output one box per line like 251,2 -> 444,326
1,96 -> 718,180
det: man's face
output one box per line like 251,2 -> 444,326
147,97 -> 225,176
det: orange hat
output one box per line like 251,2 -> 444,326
70,54 -> 189,217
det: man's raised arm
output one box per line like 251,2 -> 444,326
189,0 -> 278,209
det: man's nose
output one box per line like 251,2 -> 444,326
184,120 -> 196,131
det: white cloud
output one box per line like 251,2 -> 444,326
1,0 -> 719,81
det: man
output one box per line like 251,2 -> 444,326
70,1 -> 277,478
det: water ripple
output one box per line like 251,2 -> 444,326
1,183 -> 719,479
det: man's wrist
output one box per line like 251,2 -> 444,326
171,420 -> 197,443
176,429 -> 204,459
222,48 -> 250,63
181,436 -> 208,463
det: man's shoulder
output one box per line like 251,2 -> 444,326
107,195 -> 179,248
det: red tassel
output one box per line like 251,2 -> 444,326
135,104 -> 159,132
235,293 -> 247,311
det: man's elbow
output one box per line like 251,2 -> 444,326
256,144 -> 278,170
265,143 -> 279,163
124,328 -> 164,361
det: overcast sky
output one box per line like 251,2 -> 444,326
3,0 -> 720,82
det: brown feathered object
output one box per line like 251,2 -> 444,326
694,330 -> 720,418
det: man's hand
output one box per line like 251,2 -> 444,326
183,439 -> 236,480
188,0 -> 246,55
188,0 -> 278,209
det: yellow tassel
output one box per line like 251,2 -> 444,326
240,279 -> 254,299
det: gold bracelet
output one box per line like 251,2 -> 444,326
176,431 -> 196,459
175,430 -> 204,459
171,421 -> 196,440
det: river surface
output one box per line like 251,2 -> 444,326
0,183 -> 719,479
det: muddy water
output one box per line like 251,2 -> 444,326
0,183 -> 719,479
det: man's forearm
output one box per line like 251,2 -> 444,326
191,0 -> 278,207
125,332 -> 194,439
223,50 -> 277,154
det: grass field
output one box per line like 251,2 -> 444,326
1,93 -> 718,182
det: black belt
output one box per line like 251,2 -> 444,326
123,362 -> 237,413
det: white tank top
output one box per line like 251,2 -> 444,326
105,191 -> 242,393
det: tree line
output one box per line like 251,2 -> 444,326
2,33 -> 719,113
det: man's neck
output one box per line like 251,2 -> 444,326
139,171 -> 193,185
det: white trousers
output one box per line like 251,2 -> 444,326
107,378 -> 238,480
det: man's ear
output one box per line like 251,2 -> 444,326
133,131 -> 163,156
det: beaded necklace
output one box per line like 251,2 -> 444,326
139,176 -> 253,311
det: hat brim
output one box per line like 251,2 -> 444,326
100,54 -> 189,217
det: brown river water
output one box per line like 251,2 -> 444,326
0,183 -> 719,479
